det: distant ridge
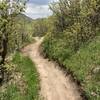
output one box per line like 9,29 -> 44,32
16,13 -> 33,23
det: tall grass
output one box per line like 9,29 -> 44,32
42,35 -> 100,100
0,52 -> 40,100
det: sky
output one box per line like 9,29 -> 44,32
24,0 -> 56,19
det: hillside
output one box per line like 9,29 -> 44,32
15,14 -> 33,32
16,14 -> 33,23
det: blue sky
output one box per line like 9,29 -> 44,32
28,0 -> 50,5
24,0 -> 56,19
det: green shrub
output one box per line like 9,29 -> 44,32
0,52 -> 40,100
42,35 -> 100,100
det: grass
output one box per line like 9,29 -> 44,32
42,35 -> 100,100
0,52 -> 40,100
0,84 -> 23,100
63,36 -> 100,100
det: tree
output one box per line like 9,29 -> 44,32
49,0 -> 100,44
32,18 -> 49,37
0,0 -> 27,82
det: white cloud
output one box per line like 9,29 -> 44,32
24,3 -> 52,19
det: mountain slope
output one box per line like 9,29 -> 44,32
16,14 -> 33,23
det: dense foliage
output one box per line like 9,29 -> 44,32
32,18 -> 51,37
0,52 -> 40,100
42,0 -> 100,99
9,14 -> 33,52
0,0 -> 25,63
0,0 -> 33,82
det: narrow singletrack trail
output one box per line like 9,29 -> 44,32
22,37 -> 82,100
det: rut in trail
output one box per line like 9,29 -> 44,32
22,37 -> 82,100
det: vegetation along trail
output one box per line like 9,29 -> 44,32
22,37 -> 82,100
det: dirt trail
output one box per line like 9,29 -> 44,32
22,37 -> 82,100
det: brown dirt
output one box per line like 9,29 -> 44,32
22,37 -> 82,100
